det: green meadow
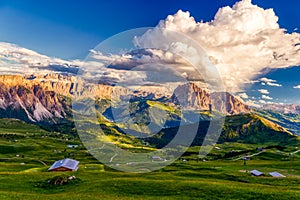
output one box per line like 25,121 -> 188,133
0,119 -> 299,199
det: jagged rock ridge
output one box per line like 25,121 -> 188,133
172,83 -> 251,115
0,75 -> 251,122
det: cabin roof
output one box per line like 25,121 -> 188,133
48,158 -> 79,171
251,170 -> 264,176
269,171 -> 286,178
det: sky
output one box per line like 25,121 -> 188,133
0,0 -> 299,105
0,0 -> 299,59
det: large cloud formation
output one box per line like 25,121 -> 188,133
135,0 -> 300,92
0,42 -> 78,74
0,0 -> 299,94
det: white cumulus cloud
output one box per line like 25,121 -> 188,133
260,78 -> 276,83
266,82 -> 282,87
259,100 -> 267,104
259,77 -> 282,87
262,95 -> 273,100
135,0 -> 300,92
238,92 -> 249,99
258,89 -> 269,94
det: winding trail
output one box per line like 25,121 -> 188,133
291,149 -> 300,155
37,160 -> 48,166
109,153 -> 118,163
109,140 -> 119,163
232,151 -> 265,161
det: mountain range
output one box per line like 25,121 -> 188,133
0,73 -> 298,147
0,74 -> 250,123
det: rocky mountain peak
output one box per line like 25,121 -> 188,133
172,82 -> 251,115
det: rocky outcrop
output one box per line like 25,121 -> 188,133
172,83 -> 211,110
0,77 -> 67,122
211,92 -> 251,115
172,82 -> 251,115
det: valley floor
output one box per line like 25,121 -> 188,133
0,160 -> 300,200
0,119 -> 299,199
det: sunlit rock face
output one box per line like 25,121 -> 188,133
0,74 -> 251,123
172,82 -> 251,115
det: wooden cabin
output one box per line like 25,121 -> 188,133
48,158 -> 79,172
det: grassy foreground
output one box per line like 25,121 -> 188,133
0,119 -> 299,199
1,160 -> 300,200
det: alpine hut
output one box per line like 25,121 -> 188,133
48,158 -> 79,172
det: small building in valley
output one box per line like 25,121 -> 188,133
269,172 -> 286,178
256,147 -> 265,151
67,144 -> 79,149
48,158 -> 79,172
251,170 -> 264,176
151,156 -> 164,161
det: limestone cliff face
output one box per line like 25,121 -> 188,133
0,74 -> 130,98
172,83 -> 211,110
0,75 -> 67,122
0,74 -> 129,122
172,83 -> 251,115
210,92 -> 251,115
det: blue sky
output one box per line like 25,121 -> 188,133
0,0 -> 299,59
0,0 -> 299,104
247,67 -> 300,104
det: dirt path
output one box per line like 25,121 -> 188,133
232,151 -> 265,161
37,160 -> 48,166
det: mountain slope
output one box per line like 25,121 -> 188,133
142,114 -> 298,148
255,109 -> 300,135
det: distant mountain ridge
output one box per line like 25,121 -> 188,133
0,74 -> 251,123
255,109 -> 300,136
263,104 -> 300,114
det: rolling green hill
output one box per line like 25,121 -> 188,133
143,114 -> 298,148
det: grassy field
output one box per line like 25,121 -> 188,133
0,119 -> 299,199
